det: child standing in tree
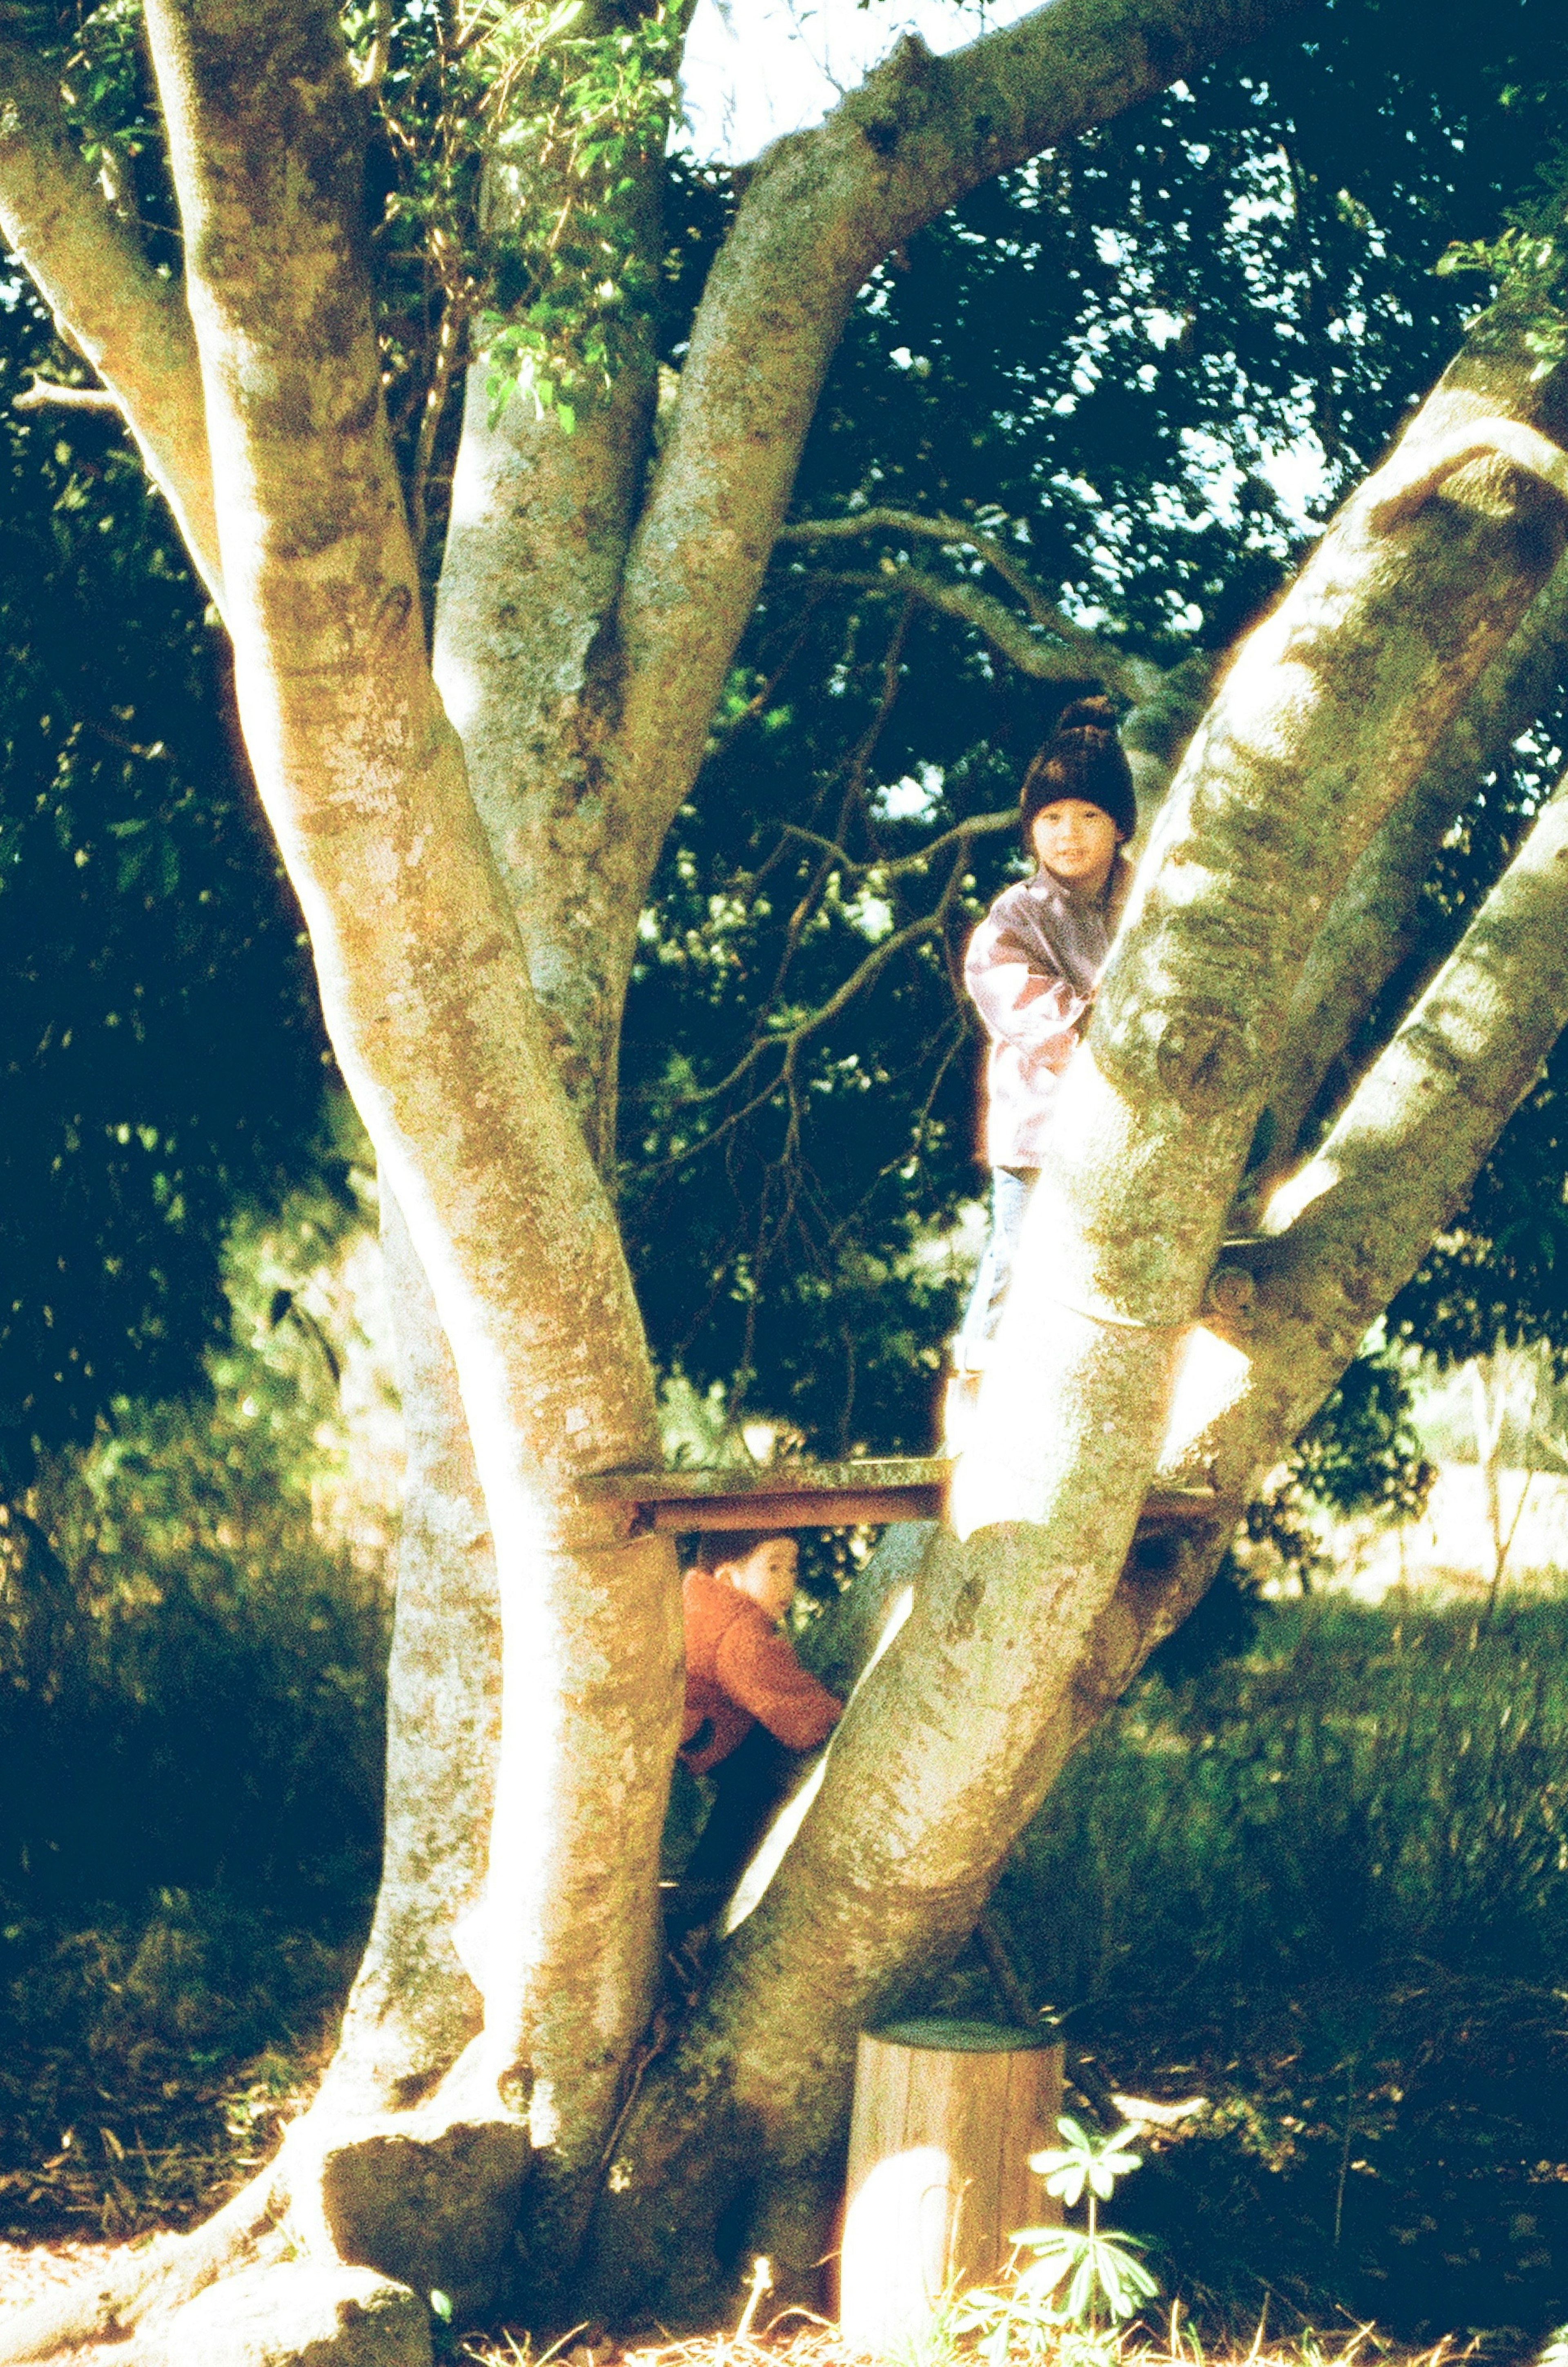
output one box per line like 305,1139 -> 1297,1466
948,696 -> 1136,1420
668,1530 -> 842,1929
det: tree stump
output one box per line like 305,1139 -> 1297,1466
837,2018 -> 1063,2353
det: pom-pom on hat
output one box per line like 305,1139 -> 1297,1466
1018,694 -> 1136,845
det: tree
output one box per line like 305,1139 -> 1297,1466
3,0 -> 1568,2355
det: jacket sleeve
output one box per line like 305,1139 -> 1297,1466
713,1612 -> 844,1751
964,908 -> 1089,1064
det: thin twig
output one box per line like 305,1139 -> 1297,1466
358,0 -> 393,89
776,806 -> 1015,883
779,504 -> 1096,646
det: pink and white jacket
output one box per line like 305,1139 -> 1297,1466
964,853 -> 1132,1168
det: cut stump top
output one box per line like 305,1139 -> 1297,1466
868,2017 -> 1058,2053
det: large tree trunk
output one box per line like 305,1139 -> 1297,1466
7,0 -> 1568,2355
584,325 -> 1568,2318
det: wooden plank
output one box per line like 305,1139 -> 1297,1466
577,1458 -> 947,1502
578,1458 -> 1219,1536
640,1486 -> 944,1531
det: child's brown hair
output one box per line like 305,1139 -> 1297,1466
684,1529 -> 774,1571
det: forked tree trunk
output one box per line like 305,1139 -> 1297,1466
6,0 -> 1568,2356
580,322 -> 1568,2319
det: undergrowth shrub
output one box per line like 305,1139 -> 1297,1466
0,1155 -> 395,2233
0,1157 -> 392,1920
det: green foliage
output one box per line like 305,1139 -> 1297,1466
0,1155 -> 390,1917
1437,150 -> 1568,374
478,0 -> 681,433
954,2120 -> 1156,2359
1233,1344 -> 1437,1594
344,0 -> 678,573
0,281 -> 334,1497
0,1161 -> 389,2238
0,1888 -> 352,2236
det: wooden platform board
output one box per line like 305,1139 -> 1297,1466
577,1457 -> 1219,1536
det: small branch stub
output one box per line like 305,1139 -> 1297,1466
13,375 -> 123,412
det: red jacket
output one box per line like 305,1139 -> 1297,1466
680,1569 -> 843,1774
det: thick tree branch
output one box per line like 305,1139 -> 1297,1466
141,0 -> 681,2276
0,33 -> 219,597
1264,549 -> 1568,1169
430,1 -> 677,1161
610,0 -> 1309,885
1163,761 -> 1568,1504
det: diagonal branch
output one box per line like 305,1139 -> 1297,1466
932,757 -> 1568,2005
802,564 -> 1156,694
610,0 -> 1311,877
0,33 -> 219,598
779,505 -> 1102,648
1164,758 -> 1568,1507
1262,550 -> 1568,1172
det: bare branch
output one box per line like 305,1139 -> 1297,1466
777,807 -> 1016,881
779,505 -> 1099,649
805,563 -> 1146,689
646,817 -> 977,1135
0,34 -> 219,599
359,0 -> 393,89
13,373 -> 122,412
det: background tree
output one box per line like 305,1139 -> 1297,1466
2,0 -> 1568,2359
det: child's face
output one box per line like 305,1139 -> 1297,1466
1030,798 -> 1121,891
724,1538 -> 799,1622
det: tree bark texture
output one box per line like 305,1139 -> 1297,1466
5,0 -> 1568,2351
0,32 -> 221,595
139,0 -> 684,2301
1263,549 -> 1568,1170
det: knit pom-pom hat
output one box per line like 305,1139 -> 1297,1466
1018,694 -> 1136,845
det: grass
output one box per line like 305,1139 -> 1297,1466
458,2299 -> 1489,2367
0,1892 -> 357,2239
5,1587 -> 1568,2352
976,1591 -> 1568,2351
